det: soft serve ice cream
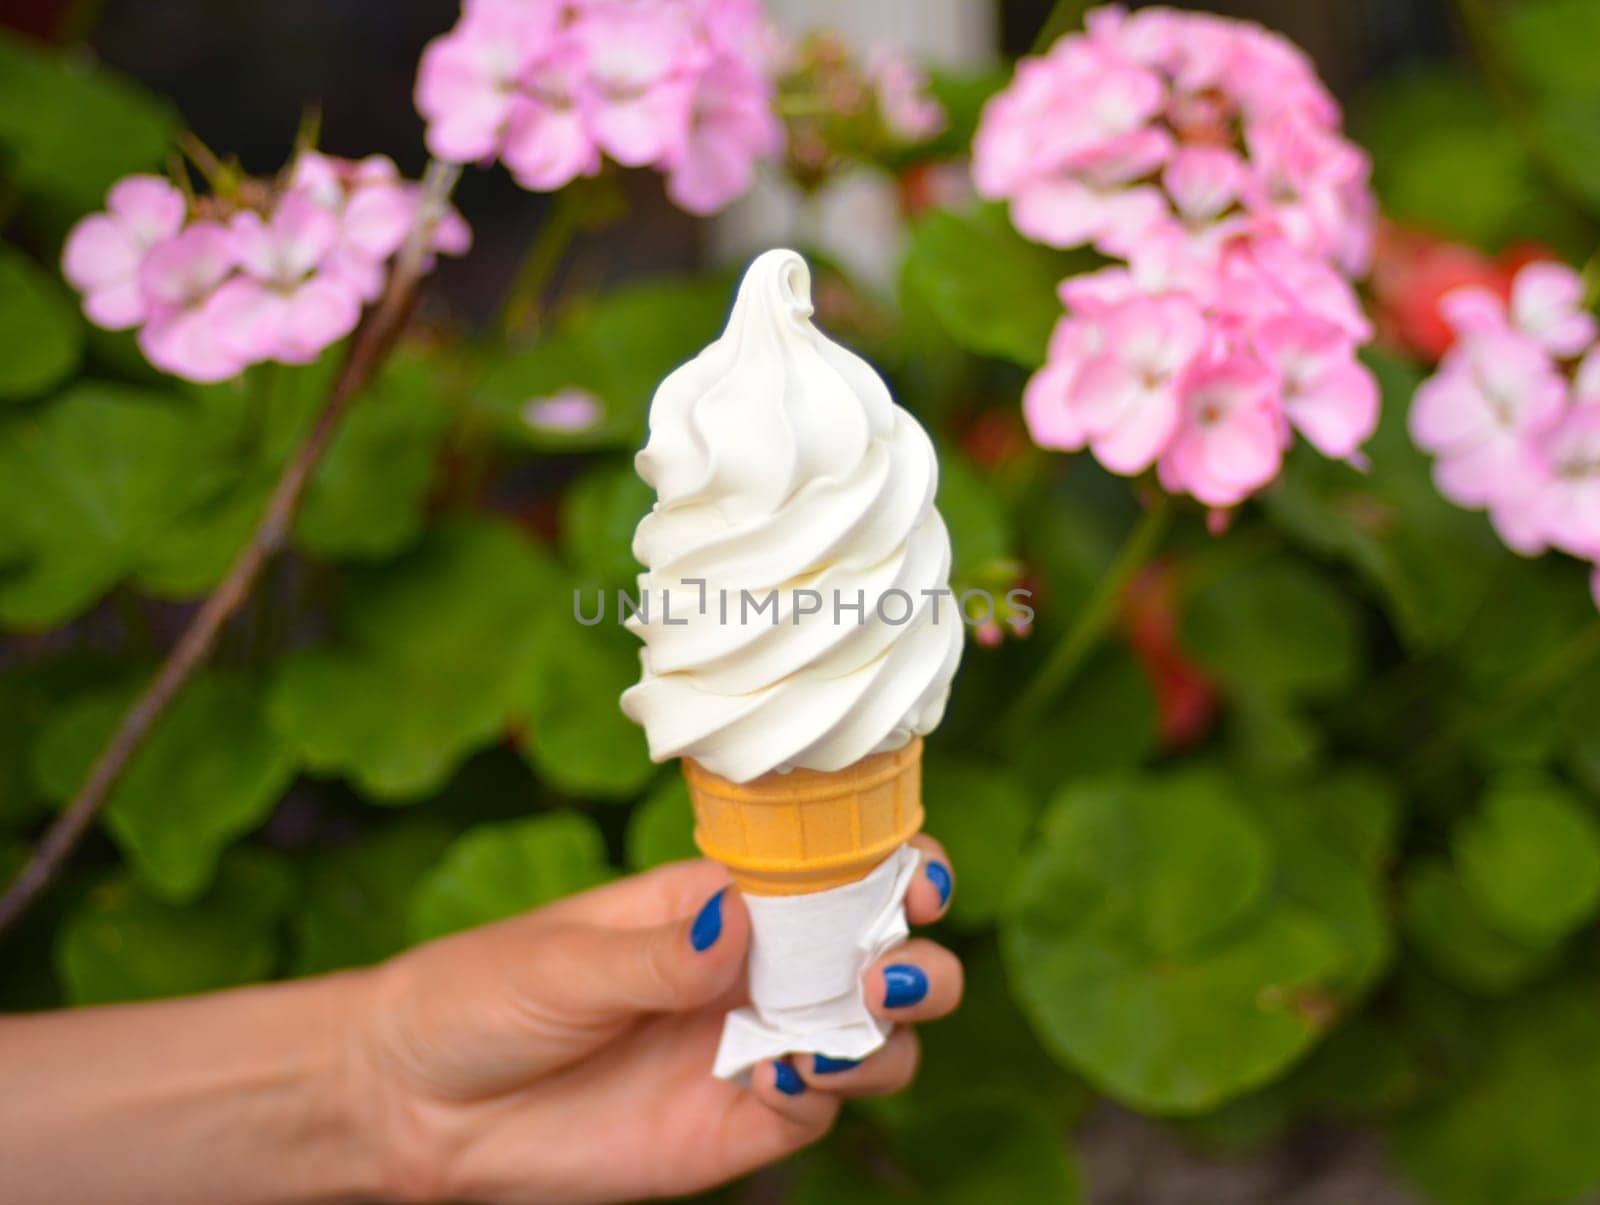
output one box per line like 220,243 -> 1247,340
621,249 -> 963,784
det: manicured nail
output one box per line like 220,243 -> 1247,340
773,1060 -> 806,1096
882,964 -> 929,1009
925,861 -> 952,908
690,889 -> 725,952
812,1054 -> 861,1075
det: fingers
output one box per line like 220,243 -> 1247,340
905,834 -> 954,926
510,884 -> 753,1025
865,937 -> 963,1023
795,1027 -> 921,1098
746,1058 -> 845,1128
535,858 -> 732,931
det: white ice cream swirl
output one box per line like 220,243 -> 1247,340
620,249 -> 964,783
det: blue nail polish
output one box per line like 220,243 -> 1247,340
690,889 -> 725,952
813,1054 -> 861,1075
773,1061 -> 806,1096
925,861 -> 952,907
882,964 -> 929,1009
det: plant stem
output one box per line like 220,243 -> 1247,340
1000,495 -> 1172,733
1032,0 -> 1089,53
499,187 -> 586,339
0,161 -> 462,937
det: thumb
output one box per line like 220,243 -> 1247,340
534,886 -> 751,1022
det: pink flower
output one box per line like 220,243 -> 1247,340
1409,328 -> 1565,510
1510,261 -> 1596,358
870,50 -> 945,143
1255,312 -> 1377,459
210,191 -> 360,366
136,222 -> 243,383
1068,294 -> 1208,473
524,387 -> 605,431
1157,353 -> 1282,507
1524,405 -> 1600,560
61,175 -> 186,329
665,54 -> 781,214
415,0 -> 779,214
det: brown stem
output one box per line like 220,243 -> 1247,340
0,161 -> 462,937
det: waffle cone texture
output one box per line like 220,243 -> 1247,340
684,736 -> 924,896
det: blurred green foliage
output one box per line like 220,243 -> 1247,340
9,7 -> 1600,1203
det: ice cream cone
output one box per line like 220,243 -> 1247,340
684,736 -> 923,896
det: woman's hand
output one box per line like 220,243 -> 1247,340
355,836 -> 962,1204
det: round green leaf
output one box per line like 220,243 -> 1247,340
561,463 -> 652,588
1002,771 -> 1347,1113
0,246 -> 82,400
0,30 -> 178,212
32,672 -> 295,902
1181,557 -> 1364,702
0,384 -> 197,628
410,812 -> 613,940
1402,859 -> 1554,996
269,521 -> 559,800
56,847 -> 293,1005
1454,777 -> 1600,946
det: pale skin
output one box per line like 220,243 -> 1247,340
0,834 -> 962,1205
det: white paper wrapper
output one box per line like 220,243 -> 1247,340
712,843 -> 922,1080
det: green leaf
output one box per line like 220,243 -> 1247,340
624,774 -> 698,871
1003,770 -> 1347,1113
1402,859 -> 1554,995
410,812 -> 613,940
56,847 -> 293,1005
0,657 -> 118,829
0,31 -> 178,212
0,383 -> 198,628
516,617 -> 655,799
1181,556 -> 1363,703
795,1099 -> 1082,1205
1265,349 -> 1506,652
292,820 -> 456,974
269,520 -> 559,800
900,204 -> 1084,367
0,246 -> 83,400
1391,982 -> 1600,1205
561,462 -> 651,588
33,672 -> 295,902
922,754 -> 1035,930
1004,646 -> 1158,797
295,353 -> 453,561
473,274 -> 734,451
1455,777 -> 1600,946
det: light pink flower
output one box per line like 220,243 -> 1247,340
870,49 -> 945,143
1524,405 -> 1600,561
1069,294 -> 1208,474
415,0 -> 778,214
1255,312 -> 1377,459
1022,314 -> 1105,450
61,175 -> 186,329
1158,353 -> 1282,507
1510,261 -> 1596,358
666,55 -> 781,214
524,386 -> 605,431
1410,329 -> 1565,510
210,191 -> 360,365
136,222 -> 243,383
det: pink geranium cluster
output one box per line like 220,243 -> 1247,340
61,155 -> 471,383
415,0 -> 782,215
975,5 -> 1379,509
1410,261 -> 1600,606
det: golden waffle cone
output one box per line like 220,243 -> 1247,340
684,736 -> 923,896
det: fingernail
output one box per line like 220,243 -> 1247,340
925,861 -> 952,907
813,1054 -> 861,1075
882,964 -> 929,1009
773,1060 -> 806,1096
690,889 -> 725,952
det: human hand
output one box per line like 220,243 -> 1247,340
352,835 -> 962,1204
